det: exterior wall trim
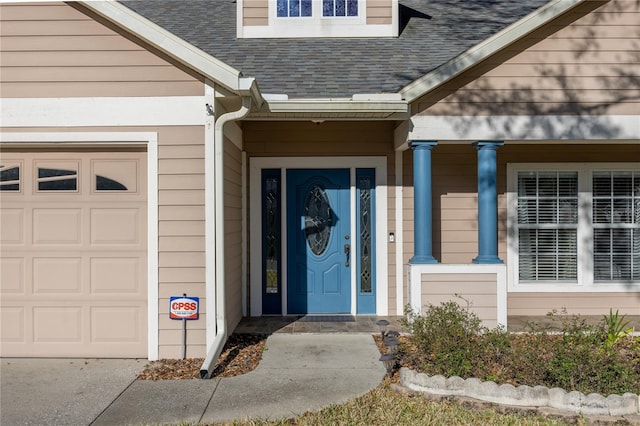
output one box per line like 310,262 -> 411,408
2,97 -> 206,127
402,115 -> 640,146
394,150 -> 404,314
0,131 -> 160,360
408,263 -> 507,328
249,156 -> 388,316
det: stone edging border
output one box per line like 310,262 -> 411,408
400,367 -> 639,418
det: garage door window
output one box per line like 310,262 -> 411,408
0,164 -> 20,191
37,167 -> 78,191
92,160 -> 138,193
96,176 -> 127,191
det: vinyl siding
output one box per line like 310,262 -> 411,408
403,146 -> 484,265
367,0 -> 393,25
156,126 -> 206,358
225,138 -> 244,331
415,0 -> 640,116
243,0 -> 268,26
420,273 -> 498,328
508,293 -> 639,316
0,2 -> 203,98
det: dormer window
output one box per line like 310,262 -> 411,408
276,0 -> 358,18
277,0 -> 311,17
238,0 -> 397,38
323,0 -> 358,17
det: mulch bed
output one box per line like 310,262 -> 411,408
138,334 -> 267,380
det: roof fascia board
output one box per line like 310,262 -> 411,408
264,99 -> 408,114
76,1 -> 243,93
400,0 -> 585,103
239,77 -> 264,108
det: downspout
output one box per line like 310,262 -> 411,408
200,95 -> 252,379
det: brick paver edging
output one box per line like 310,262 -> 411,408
400,367 -> 639,417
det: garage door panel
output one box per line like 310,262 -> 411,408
1,257 -> 25,293
0,208 -> 25,244
32,208 -> 82,244
33,306 -> 83,342
91,257 -> 143,294
1,306 -> 26,342
0,151 -> 147,358
90,208 -> 141,244
32,257 -> 82,294
91,306 -> 143,342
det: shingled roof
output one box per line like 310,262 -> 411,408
121,0 -> 549,99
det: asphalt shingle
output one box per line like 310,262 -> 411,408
121,0 -> 549,98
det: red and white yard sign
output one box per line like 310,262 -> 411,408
169,296 -> 199,320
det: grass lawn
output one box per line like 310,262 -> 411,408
218,383 -> 580,426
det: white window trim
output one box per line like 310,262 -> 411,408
274,0 -> 364,21
507,162 -> 640,293
272,0 -> 364,34
249,156 -> 388,316
319,0 -> 361,19
239,0 -> 398,38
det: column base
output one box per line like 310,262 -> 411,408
409,255 -> 438,264
472,255 -> 504,264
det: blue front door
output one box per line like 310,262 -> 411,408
287,169 -> 351,314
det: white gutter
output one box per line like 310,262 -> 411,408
200,95 -> 252,379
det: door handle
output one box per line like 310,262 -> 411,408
344,244 -> 350,267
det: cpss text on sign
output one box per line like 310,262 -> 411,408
169,296 -> 199,320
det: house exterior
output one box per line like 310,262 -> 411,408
1,0 -> 638,370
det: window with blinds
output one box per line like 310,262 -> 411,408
517,171 -> 578,282
592,171 -> 640,282
512,166 -> 640,288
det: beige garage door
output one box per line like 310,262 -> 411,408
0,150 -> 147,357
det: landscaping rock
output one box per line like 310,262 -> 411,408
581,393 -> 608,416
607,393 -> 639,416
399,367 -> 639,419
518,385 -> 549,407
445,376 -> 465,394
479,380 -> 499,402
463,378 -> 483,399
548,388 -> 581,412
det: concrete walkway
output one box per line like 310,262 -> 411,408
1,334 -> 385,426
0,358 -> 146,426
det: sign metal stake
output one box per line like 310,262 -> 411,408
181,305 -> 187,359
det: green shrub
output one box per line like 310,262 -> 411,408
402,300 -> 510,379
603,308 -> 635,349
527,310 -> 637,394
402,302 -> 639,395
